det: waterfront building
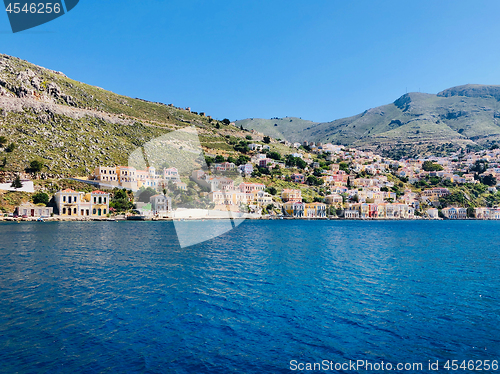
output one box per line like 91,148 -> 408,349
55,189 -> 110,217
15,203 -> 53,217
150,194 -> 172,216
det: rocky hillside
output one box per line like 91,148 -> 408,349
0,54 -> 253,178
237,85 -> 500,158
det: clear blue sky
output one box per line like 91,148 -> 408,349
1,0 -> 500,122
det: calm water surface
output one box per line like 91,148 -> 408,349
0,220 -> 499,373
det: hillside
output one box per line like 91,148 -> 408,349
234,117 -> 319,142
0,54 -> 259,178
236,85 -> 500,158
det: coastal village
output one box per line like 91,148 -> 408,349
2,127 -> 500,221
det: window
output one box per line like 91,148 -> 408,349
63,208 -> 66,214
103,209 -> 106,215
94,197 -> 96,204
104,197 -> 107,203
93,209 -> 96,215
74,208 -> 77,214
99,197 -> 102,204
68,196 -> 72,203
63,196 -> 66,202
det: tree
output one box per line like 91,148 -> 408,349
467,207 -> 475,218
295,158 -> 307,169
222,118 -> 231,125
481,174 -> 497,187
245,135 -> 252,140
11,175 -> 22,189
236,155 -> 250,166
307,175 -> 323,186
32,192 -> 49,205
0,157 -> 6,168
215,155 -> 225,163
0,136 -> 7,147
266,151 -> 281,161
234,142 -> 249,154
204,156 -> 215,167
266,186 -> 277,195
470,160 -> 487,174
29,160 -> 44,173
137,187 -> 157,203
347,177 -> 351,188
422,161 -> 444,171
5,143 -> 15,153
339,162 -> 349,173
263,136 -> 271,144
114,189 -> 128,200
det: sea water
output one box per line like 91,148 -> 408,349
0,220 -> 499,373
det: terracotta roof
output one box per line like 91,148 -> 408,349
61,188 -> 76,193
91,190 -> 108,194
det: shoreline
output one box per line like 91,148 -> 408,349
0,216 -> 496,222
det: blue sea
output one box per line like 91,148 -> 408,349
0,220 -> 499,373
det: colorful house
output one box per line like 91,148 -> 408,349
281,189 -> 302,202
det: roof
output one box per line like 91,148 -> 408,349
91,190 -> 109,194
61,188 -> 76,193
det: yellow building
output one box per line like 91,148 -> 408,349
304,202 -> 327,218
325,194 -> 343,207
55,189 -> 110,217
281,189 -> 302,202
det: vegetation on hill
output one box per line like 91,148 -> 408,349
237,86 -> 500,158
0,54 -> 277,178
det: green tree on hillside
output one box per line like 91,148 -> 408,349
266,186 -> 277,195
0,136 -> 7,147
422,161 -> 444,171
263,136 -> 271,144
29,160 -> 44,173
481,174 -> 497,187
470,160 -> 488,174
236,155 -> 250,165
32,192 -> 49,205
137,187 -> 157,203
5,143 -> 16,153
204,156 -> 215,167
339,162 -> 349,173
110,189 -> 133,212
266,151 -> 281,161
11,175 -> 22,189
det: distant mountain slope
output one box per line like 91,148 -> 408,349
235,117 -> 319,141
238,85 -> 500,158
0,54 -> 244,177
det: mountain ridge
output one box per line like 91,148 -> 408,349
236,84 -> 500,158
0,54 -> 255,178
